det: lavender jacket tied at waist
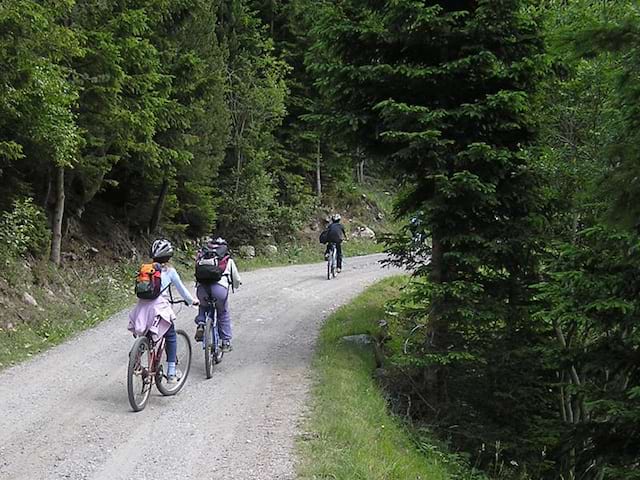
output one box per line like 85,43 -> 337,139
128,296 -> 176,341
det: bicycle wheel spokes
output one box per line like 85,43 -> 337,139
127,337 -> 152,412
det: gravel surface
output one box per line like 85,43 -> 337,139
0,254 -> 398,480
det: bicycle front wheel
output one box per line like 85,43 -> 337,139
156,329 -> 192,396
204,317 -> 214,379
127,336 -> 152,412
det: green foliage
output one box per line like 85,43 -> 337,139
0,0 -> 373,256
306,1 -> 550,476
218,156 -> 279,244
214,0 -> 293,244
0,199 -> 50,259
534,227 -> 640,479
0,0 -> 80,212
0,259 -> 134,369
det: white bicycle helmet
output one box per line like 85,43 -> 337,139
151,239 -> 174,260
331,213 -> 341,222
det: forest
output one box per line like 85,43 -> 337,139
1,0 -> 639,478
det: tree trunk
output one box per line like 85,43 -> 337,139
316,137 -> 322,202
49,165 -> 65,266
234,147 -> 242,196
355,147 -> 365,184
425,232 -> 449,402
44,166 -> 53,211
426,233 -> 445,349
149,178 -> 169,234
358,160 -> 365,184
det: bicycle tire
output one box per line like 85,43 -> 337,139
214,322 -> 224,364
127,336 -> 152,412
156,329 -> 192,396
327,256 -> 331,280
204,316 -> 214,379
332,251 -> 337,278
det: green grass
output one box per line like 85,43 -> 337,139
0,261 -> 134,369
236,238 -> 384,271
298,276 -> 478,480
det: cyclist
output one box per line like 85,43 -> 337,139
194,237 -> 242,352
128,239 -> 198,384
324,213 -> 346,273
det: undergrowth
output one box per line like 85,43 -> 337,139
298,276 -> 485,480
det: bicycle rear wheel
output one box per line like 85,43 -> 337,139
204,316 -> 215,379
127,336 -> 152,412
328,246 -> 336,280
214,320 -> 224,364
331,251 -> 337,278
156,329 -> 192,396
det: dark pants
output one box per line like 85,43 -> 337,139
165,323 -> 176,363
325,242 -> 343,268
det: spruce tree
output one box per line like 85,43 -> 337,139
307,0 -> 547,470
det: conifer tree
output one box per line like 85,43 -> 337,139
307,0 -> 547,467
309,0 -> 543,356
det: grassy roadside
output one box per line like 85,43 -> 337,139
0,260 -> 134,369
298,276 -> 481,480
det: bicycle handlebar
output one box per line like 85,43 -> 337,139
169,300 -> 189,305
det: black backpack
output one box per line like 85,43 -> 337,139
195,244 -> 230,284
319,229 -> 329,244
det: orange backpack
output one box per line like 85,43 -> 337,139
134,263 -> 163,299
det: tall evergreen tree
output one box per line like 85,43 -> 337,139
307,0 -> 547,472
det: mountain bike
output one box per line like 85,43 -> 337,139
201,296 -> 224,379
327,242 -> 337,280
126,300 -> 192,412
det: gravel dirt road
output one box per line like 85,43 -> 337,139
0,254 -> 397,480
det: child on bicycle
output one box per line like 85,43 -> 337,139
324,213 -> 347,272
129,239 -> 198,383
194,237 -> 241,352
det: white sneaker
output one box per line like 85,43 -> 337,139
167,375 -> 178,386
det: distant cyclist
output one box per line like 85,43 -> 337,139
324,214 -> 346,273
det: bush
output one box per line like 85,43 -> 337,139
0,198 -> 50,259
